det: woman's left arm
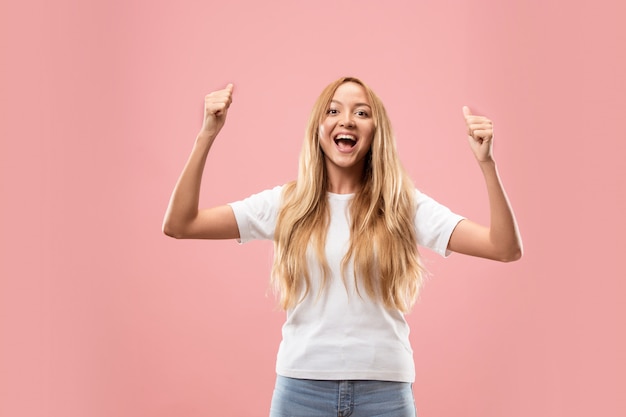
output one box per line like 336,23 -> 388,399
447,106 -> 523,262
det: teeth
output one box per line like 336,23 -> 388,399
335,135 -> 356,141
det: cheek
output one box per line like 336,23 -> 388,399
318,124 -> 325,138
364,129 -> 375,148
319,121 -> 332,139
317,125 -> 331,153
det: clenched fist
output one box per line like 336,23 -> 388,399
200,83 -> 234,138
463,106 -> 494,162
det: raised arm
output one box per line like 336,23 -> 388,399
447,106 -> 523,262
162,84 -> 240,240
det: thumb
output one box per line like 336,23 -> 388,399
462,105 -> 471,117
225,83 -> 234,93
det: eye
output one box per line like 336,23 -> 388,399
355,110 -> 369,117
327,108 -> 339,115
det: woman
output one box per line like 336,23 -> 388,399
163,77 -> 522,416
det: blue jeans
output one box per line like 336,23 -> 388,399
269,375 -> 417,417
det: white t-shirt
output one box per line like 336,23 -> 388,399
229,185 -> 464,382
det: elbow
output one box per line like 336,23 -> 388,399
498,244 -> 523,263
162,220 -> 187,239
162,224 -> 178,239
500,249 -> 522,263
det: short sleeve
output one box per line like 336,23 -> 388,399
414,189 -> 465,257
228,185 -> 284,243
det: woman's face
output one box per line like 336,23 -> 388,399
318,82 -> 375,179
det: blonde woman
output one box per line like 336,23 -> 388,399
163,77 -> 522,416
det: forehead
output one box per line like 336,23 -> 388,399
331,82 -> 370,105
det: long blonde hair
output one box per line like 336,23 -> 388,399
271,77 -> 423,312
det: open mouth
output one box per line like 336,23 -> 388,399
333,134 -> 357,151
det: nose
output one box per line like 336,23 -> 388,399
339,113 -> 355,128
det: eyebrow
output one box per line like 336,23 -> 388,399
330,99 -> 372,109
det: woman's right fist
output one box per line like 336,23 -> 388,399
200,83 -> 234,137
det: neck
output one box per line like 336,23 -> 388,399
325,166 -> 364,194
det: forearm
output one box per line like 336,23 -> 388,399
479,158 -> 523,261
162,132 -> 215,236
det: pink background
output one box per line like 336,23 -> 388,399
1,0 -> 625,416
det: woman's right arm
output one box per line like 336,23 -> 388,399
162,84 -> 240,240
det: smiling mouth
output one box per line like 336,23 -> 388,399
334,134 -> 357,151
